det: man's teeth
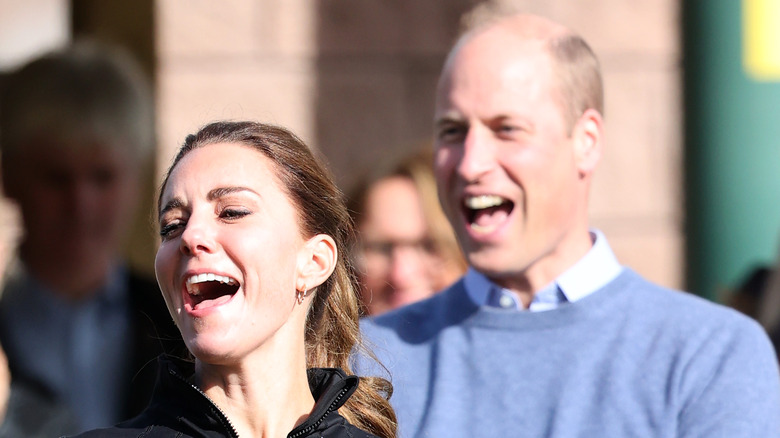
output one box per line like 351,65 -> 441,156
185,273 -> 237,295
465,195 -> 505,210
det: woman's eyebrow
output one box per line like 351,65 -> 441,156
207,186 -> 258,200
159,186 -> 259,220
159,198 -> 184,219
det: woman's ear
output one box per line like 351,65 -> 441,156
296,234 -> 337,292
572,108 -> 604,178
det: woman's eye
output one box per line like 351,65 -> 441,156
159,221 -> 184,239
220,208 -> 250,220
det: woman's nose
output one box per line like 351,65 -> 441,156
179,218 -> 217,256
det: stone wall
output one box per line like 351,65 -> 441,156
156,0 -> 683,289
0,0 -> 683,290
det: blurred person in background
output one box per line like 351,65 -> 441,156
727,237 -> 780,358
0,197 -> 78,437
747,241 -> 780,357
349,149 -> 466,315
0,41 -> 183,433
0,329 -> 78,437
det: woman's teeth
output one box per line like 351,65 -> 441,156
186,273 -> 237,295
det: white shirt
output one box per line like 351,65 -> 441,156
464,229 -> 624,311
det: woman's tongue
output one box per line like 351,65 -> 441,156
191,283 -> 235,309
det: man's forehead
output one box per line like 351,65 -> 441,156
436,43 -> 554,105
439,12 -> 563,85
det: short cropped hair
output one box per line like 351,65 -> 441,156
0,40 -> 154,162
458,4 -> 604,132
548,34 -> 604,131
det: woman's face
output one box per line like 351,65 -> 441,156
155,142 -> 308,364
357,176 -> 446,315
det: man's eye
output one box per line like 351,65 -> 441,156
497,124 -> 523,136
438,125 -> 466,142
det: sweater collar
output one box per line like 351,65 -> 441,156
464,229 -> 623,310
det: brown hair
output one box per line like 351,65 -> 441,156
158,121 -> 396,438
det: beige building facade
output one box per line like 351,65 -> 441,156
0,0 -> 683,290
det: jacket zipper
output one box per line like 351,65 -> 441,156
287,386 -> 350,438
170,367 -> 241,438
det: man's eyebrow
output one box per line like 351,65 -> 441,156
207,186 -> 258,201
434,114 -> 466,128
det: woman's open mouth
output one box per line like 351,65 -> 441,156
184,273 -> 240,311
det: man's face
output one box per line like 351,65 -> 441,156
6,139 -> 139,266
433,32 -> 585,289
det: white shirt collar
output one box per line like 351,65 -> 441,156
464,229 -> 623,310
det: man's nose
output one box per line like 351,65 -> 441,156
457,127 -> 495,182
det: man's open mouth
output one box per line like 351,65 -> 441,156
463,195 -> 514,233
185,273 -> 240,310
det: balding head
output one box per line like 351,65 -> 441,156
443,13 -> 603,133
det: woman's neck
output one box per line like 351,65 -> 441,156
196,351 -> 315,438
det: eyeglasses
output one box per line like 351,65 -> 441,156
360,237 -> 438,264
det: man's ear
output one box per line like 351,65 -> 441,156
295,234 -> 337,292
572,108 -> 604,178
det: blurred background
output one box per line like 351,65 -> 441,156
0,0 -> 778,305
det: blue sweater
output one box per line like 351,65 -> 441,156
358,269 -> 780,438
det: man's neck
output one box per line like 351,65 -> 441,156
492,230 -> 595,307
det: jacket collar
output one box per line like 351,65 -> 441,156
155,355 -> 359,437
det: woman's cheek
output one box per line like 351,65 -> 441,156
154,243 -> 180,317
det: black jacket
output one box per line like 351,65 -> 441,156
71,355 -> 380,438
124,273 -> 188,415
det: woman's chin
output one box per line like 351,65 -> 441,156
183,335 -> 239,365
